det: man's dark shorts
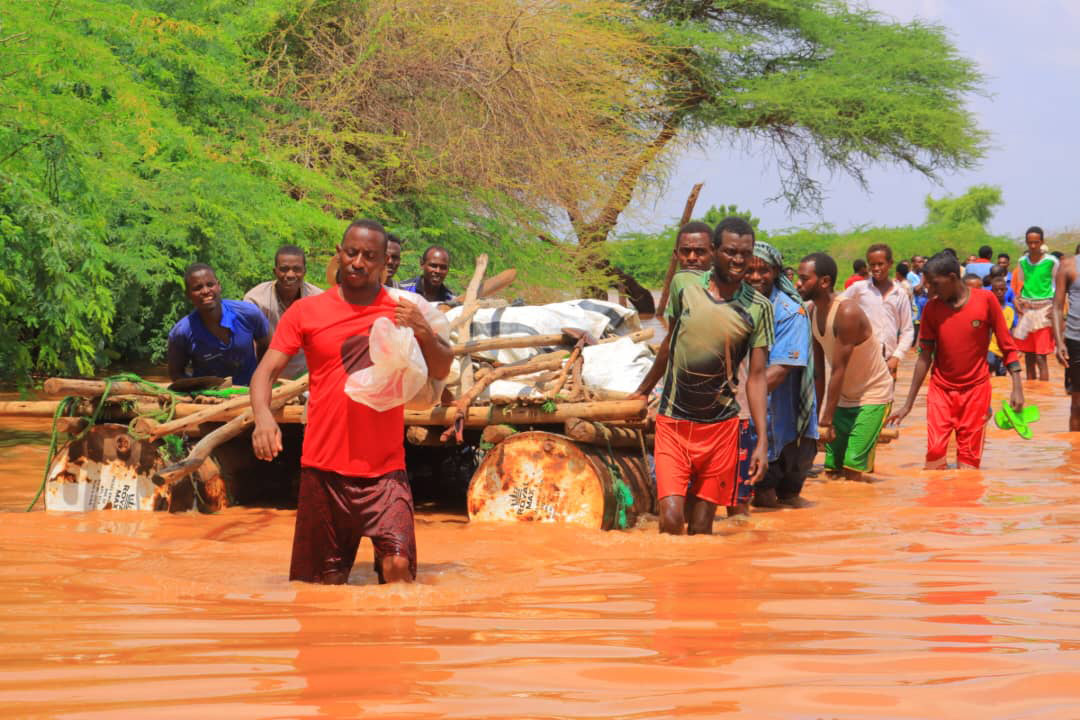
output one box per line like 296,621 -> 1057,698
1066,339 -> 1080,393
290,467 -> 417,584
759,435 -> 817,500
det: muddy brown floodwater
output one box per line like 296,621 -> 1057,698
2,355 -> 1080,719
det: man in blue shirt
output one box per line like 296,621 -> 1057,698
401,245 -> 456,303
744,241 -> 819,508
167,263 -> 271,386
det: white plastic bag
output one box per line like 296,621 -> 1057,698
344,316 -> 428,412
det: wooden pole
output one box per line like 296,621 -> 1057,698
42,378 -> 171,398
147,375 -> 307,438
152,380 -> 310,484
477,268 -> 517,299
654,182 -> 704,326
454,253 -> 490,395
408,398 -> 645,427
564,417 -> 651,448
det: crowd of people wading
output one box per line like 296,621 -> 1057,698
165,217 -> 1075,585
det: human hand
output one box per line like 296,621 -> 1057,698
1009,385 -> 1024,414
1056,344 -> 1069,367
252,419 -> 283,462
887,404 -> 912,427
886,356 -> 900,377
748,442 -> 768,485
395,299 -> 432,338
818,423 -> 835,444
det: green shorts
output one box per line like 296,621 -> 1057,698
824,403 -> 890,474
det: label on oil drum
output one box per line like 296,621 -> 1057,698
467,432 -> 608,529
46,458 -> 155,512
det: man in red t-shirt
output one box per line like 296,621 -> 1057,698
888,252 -> 1024,469
249,219 -> 452,584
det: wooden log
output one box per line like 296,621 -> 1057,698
453,332 -> 572,355
148,375 -> 307,438
455,253 -> 490,393
153,378 -> 309,485
42,378 -> 171,398
565,417 -> 649,448
407,398 -> 645,427
0,399 -> 130,418
655,182 -> 704,326
480,424 -> 517,446
478,268 -> 517,298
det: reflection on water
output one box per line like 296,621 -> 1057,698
2,358 -> 1080,718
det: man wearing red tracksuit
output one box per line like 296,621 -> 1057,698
889,252 -> 1024,469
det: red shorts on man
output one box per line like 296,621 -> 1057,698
925,377 -> 991,469
654,415 -> 740,506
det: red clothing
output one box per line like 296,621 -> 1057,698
654,415 -> 739,506
925,377 -> 991,469
271,287 -> 405,477
843,274 -> 865,289
1016,326 -> 1055,355
918,288 -> 1019,390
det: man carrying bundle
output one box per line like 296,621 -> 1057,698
888,252 -> 1023,469
250,219 -> 452,585
631,217 -> 771,534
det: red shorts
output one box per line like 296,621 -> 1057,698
926,378 -> 991,469
1016,326 -> 1054,355
290,467 -> 416,584
654,415 -> 740,506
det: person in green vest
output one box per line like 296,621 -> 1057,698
1014,226 -> 1059,381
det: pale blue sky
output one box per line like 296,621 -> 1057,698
620,1 -> 1080,240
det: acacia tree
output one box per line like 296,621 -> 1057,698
266,0 -> 986,260
260,0 -> 668,230
572,0 -> 988,246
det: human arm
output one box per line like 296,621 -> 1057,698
395,299 -> 453,379
1014,264 -> 1026,312
1052,258 -> 1071,366
812,334 -> 825,411
987,296 -> 1024,412
890,291 -> 915,370
745,345 -> 769,485
628,332 -> 671,400
887,345 -> 932,426
250,349 -> 291,461
765,364 -> 792,392
166,332 -> 188,381
818,303 -> 867,441
254,334 -> 270,362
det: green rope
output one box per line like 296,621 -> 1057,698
26,372 -> 191,512
594,420 -> 635,530
25,397 -> 77,512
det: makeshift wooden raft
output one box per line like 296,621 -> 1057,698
10,256 -> 657,523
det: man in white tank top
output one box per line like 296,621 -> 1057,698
797,253 -> 894,482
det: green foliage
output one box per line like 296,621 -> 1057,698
924,184 -> 1003,227
639,0 -> 988,210
0,1 -> 354,381
606,204 -> 763,286
608,190 -> 1018,288
768,221 -> 1016,286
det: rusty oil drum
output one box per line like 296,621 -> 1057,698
45,424 -> 228,513
467,431 -> 655,530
